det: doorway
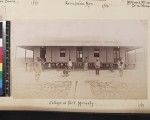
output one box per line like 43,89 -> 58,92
76,47 -> 83,68
76,47 -> 83,62
40,47 -> 46,62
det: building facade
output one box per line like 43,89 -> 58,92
14,21 -> 146,71
17,45 -> 143,70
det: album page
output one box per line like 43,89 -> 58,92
0,0 -> 150,113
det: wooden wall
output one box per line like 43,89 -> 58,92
33,46 -> 126,63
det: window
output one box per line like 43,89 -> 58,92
60,48 -> 66,57
94,49 -> 99,57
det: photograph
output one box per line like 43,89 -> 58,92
12,20 -> 147,99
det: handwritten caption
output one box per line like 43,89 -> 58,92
49,100 -> 94,107
65,0 -> 110,8
0,0 -> 16,3
138,102 -> 145,109
0,0 -> 39,6
127,0 -> 150,8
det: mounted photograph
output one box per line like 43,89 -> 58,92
12,20 -> 148,99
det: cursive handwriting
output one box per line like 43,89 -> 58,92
127,0 -> 150,8
65,0 -> 94,7
49,100 -> 94,107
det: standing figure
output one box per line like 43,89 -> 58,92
68,59 -> 73,71
34,57 -> 42,80
84,57 -> 88,71
117,58 -> 124,77
40,58 -> 46,71
109,63 -> 114,72
63,66 -> 69,77
95,58 -> 101,75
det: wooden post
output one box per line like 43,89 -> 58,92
33,48 -> 34,62
99,47 -> 100,60
106,47 -> 108,63
69,47 -> 71,59
51,47 -> 52,62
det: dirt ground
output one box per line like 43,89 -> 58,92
13,69 -> 147,99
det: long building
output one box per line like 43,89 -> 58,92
14,20 -> 147,70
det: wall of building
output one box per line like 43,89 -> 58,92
69,47 -> 76,62
52,47 -> 69,62
45,47 -> 77,63
107,47 -> 114,63
88,47 -> 126,63
100,47 -> 107,63
46,47 -> 51,62
33,46 -> 127,63
120,47 -> 126,62
83,47 -> 89,60
16,46 -> 145,70
87,47 -> 108,63
88,47 -> 96,62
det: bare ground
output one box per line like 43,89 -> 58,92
13,69 -> 147,99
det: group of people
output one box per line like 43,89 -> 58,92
34,57 -> 125,80
63,57 -> 125,77
94,57 -> 125,77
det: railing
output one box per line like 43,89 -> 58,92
25,62 -> 136,71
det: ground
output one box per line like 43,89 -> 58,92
13,69 -> 147,99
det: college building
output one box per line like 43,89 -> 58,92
14,21 -> 146,70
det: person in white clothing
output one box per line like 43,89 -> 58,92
117,58 -> 124,77
34,57 -> 42,80
95,58 -> 101,75
68,59 -> 73,70
84,57 -> 88,71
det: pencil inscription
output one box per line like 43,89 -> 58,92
49,100 -> 94,107
127,0 -> 150,8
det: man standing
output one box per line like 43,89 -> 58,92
34,57 -> 42,80
68,59 -> 73,71
117,58 -> 124,77
95,58 -> 101,75
84,57 -> 88,71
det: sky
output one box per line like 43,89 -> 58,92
12,20 -> 147,46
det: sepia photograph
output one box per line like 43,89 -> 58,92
12,20 -> 147,99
